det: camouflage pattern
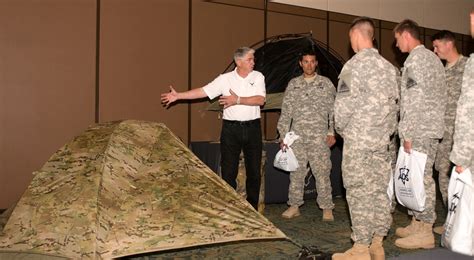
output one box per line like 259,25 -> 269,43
435,56 -> 468,205
398,45 -> 447,141
406,138 -> 439,223
335,48 -> 399,149
450,54 -> 474,170
277,75 -> 335,209
0,120 -> 286,259
289,136 -> 333,209
398,45 -> 447,223
389,73 -> 402,212
334,48 -> 399,244
389,134 -> 399,213
398,45 -> 447,224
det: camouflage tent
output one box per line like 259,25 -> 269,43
0,120 -> 286,259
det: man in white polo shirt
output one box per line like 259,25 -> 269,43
161,47 -> 266,209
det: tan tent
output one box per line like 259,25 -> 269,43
0,120 -> 286,259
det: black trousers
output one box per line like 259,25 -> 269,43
220,119 -> 262,209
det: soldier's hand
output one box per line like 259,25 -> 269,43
455,165 -> 464,174
403,140 -> 412,154
279,140 -> 288,151
326,135 -> 336,147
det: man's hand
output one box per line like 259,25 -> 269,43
455,165 -> 464,174
326,135 -> 336,147
219,89 -> 238,108
160,85 -> 178,107
403,140 -> 412,154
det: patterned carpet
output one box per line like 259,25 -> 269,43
128,196 -> 448,259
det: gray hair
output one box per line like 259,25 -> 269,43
233,47 -> 255,62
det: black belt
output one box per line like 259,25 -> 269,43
223,119 -> 260,126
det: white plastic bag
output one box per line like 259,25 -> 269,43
282,131 -> 299,146
273,131 -> 300,172
273,147 -> 299,172
394,147 -> 427,212
442,168 -> 474,256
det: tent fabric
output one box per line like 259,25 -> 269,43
253,34 -> 344,94
0,120 -> 286,259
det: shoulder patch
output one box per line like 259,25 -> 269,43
406,77 -> 417,89
338,81 -> 349,93
405,68 -> 417,89
338,70 -> 351,93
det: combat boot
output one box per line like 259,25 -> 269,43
369,236 -> 385,260
395,217 -> 420,237
332,243 -> 370,260
282,205 -> 300,219
322,209 -> 334,221
394,221 -> 435,249
433,225 -> 444,235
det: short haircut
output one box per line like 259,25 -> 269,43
234,47 -> 255,62
299,49 -> 317,61
431,30 -> 456,43
394,19 -> 421,41
350,16 -> 375,39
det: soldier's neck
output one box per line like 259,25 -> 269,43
446,52 -> 461,67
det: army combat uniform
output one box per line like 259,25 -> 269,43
334,48 -> 399,245
435,56 -> 468,205
398,45 -> 447,224
277,74 -> 335,210
450,54 -> 474,172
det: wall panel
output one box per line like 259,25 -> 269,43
0,0 -> 96,208
380,28 -> 404,68
328,20 -> 352,62
99,0 -> 189,142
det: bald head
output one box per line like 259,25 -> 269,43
350,17 -> 375,40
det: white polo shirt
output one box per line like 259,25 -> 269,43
203,69 -> 266,121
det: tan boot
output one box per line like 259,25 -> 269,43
322,209 -> 334,222
395,221 -> 435,249
332,243 -> 370,260
281,205 -> 300,219
369,236 -> 385,260
395,217 -> 420,238
433,225 -> 445,235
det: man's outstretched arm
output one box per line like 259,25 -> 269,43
160,85 -> 207,107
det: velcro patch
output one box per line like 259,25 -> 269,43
338,81 -> 349,92
406,77 -> 417,89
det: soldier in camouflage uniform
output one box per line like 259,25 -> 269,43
277,49 -> 336,221
431,30 -> 468,234
449,10 -> 474,188
332,17 -> 399,260
431,30 -> 468,206
393,19 -> 447,250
